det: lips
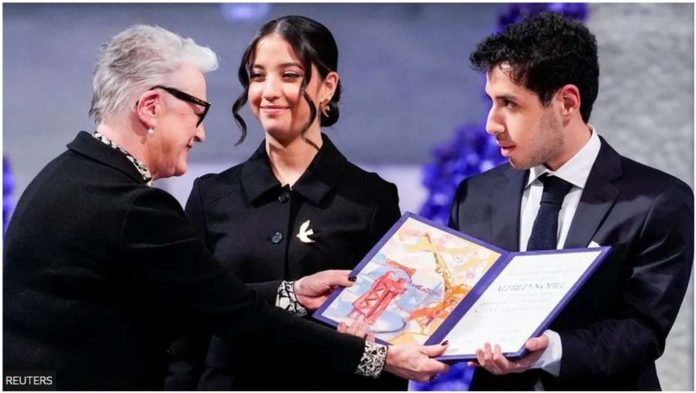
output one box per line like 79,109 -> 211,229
497,141 -> 515,156
261,105 -> 289,114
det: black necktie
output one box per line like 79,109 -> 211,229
526,175 -> 573,251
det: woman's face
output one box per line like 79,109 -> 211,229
247,33 -> 334,141
147,64 -> 207,179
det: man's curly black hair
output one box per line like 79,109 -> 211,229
470,12 -> 599,123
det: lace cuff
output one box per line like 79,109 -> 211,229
275,280 -> 308,317
355,340 -> 387,378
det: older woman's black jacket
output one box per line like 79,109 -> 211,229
3,131 -> 365,390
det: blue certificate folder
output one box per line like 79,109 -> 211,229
313,212 -> 611,361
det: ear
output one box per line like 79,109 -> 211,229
135,90 -> 160,129
557,84 -> 581,119
319,71 -> 339,103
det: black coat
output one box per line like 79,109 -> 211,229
449,137 -> 693,390
167,135 -> 407,390
3,132 -> 365,390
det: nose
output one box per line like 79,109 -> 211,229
195,123 -> 205,143
485,107 -> 504,136
262,76 -> 281,101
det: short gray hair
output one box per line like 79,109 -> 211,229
89,25 -> 218,124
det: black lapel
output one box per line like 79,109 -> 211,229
563,137 -> 622,248
67,131 -> 146,185
490,166 -> 527,251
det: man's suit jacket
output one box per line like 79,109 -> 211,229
449,137 -> 693,390
3,132 -> 364,390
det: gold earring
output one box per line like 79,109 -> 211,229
320,100 -> 331,117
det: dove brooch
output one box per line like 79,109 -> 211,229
296,220 -> 315,243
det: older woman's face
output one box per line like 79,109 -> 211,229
150,64 -> 207,179
248,34 -> 325,142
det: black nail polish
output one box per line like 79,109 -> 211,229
441,340 -> 449,346
348,276 -> 357,282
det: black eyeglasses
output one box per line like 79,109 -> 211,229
151,85 -> 211,126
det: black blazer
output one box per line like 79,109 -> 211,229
166,135 -> 406,390
449,137 -> 693,390
3,132 -> 365,390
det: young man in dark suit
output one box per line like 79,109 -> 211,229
449,13 -> 693,390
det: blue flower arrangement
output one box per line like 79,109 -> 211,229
418,122 -> 504,226
4,156 -> 16,234
413,3 -> 587,390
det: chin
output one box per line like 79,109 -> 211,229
508,158 -> 533,171
262,124 -> 292,136
174,164 -> 187,177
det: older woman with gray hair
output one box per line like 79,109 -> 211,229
3,25 -> 449,390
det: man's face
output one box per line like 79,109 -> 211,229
484,65 -> 564,170
150,64 -> 207,178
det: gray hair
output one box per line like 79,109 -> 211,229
89,24 -> 218,124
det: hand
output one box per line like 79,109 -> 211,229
384,343 -> 450,382
337,320 -> 375,342
467,335 -> 549,375
293,269 -> 354,311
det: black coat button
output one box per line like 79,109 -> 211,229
278,191 -> 290,204
271,232 -> 283,244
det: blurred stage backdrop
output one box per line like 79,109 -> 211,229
3,3 -> 693,390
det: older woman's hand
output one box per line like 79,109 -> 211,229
337,320 -> 375,342
385,343 -> 450,382
293,269 -> 354,311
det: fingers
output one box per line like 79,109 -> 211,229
323,269 -> 355,288
474,342 -> 540,375
337,320 -> 371,339
425,358 -> 450,374
345,320 -> 369,338
475,343 -> 507,375
420,343 -> 448,358
525,335 -> 549,352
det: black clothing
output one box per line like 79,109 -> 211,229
450,137 -> 693,390
3,131 -> 365,390
168,134 -> 407,390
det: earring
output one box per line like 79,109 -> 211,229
320,100 -> 331,117
147,128 -> 154,136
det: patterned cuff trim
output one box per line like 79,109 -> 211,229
355,340 -> 387,379
276,280 -> 308,317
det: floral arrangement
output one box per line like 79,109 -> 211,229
4,156 -> 16,234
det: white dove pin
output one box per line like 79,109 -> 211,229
297,220 -> 315,243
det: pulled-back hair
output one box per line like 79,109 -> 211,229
89,24 -> 218,124
470,12 -> 599,122
232,15 -> 341,146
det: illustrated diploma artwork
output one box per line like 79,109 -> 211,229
313,212 -> 611,360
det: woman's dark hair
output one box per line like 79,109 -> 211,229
470,12 -> 599,123
232,15 -> 341,147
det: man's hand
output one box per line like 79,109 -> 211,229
467,335 -> 549,375
293,269 -> 354,311
384,343 -> 450,382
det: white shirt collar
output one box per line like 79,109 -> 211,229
526,124 -> 601,189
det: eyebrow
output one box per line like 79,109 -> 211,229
492,94 -> 517,102
251,62 -> 303,69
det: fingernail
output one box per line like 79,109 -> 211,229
429,376 -> 436,382
348,276 -> 357,282
441,340 -> 449,346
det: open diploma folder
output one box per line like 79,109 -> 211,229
313,212 -> 610,361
